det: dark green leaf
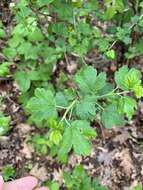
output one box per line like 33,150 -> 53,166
75,66 -> 106,94
26,88 -> 57,125
76,96 -> 96,120
101,104 -> 125,129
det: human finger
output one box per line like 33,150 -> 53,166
4,176 -> 38,190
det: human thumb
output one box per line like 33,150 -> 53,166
0,176 -> 4,190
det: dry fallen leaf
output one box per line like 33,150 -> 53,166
17,123 -> 32,135
52,168 -> 63,185
99,150 -> 116,166
30,163 -> 48,181
115,149 -> 134,176
67,61 -> 77,74
68,154 -> 82,167
113,131 -> 130,144
20,141 -> 34,159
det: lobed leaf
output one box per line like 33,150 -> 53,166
26,88 -> 57,125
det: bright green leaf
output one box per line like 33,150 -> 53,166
49,130 -> 62,145
133,183 -> 142,190
0,113 -> 10,136
118,96 -> 137,120
115,66 -> 142,92
106,49 -> 116,59
50,182 -> 59,190
0,62 -> 10,77
133,85 -> 143,98
0,28 -> 6,38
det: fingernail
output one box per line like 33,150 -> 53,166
0,176 -> 4,190
0,176 -> 3,182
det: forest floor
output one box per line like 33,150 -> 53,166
0,1 -> 143,190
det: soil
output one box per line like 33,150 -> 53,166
0,2 -> 143,190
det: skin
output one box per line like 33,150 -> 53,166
0,176 -> 48,190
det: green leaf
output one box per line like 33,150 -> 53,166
48,119 -> 64,130
97,39 -> 109,52
72,120 -> 97,138
49,130 -> 62,145
28,70 -> 41,81
0,28 -> 6,38
94,72 -> 107,92
52,22 -> 68,36
133,183 -> 142,190
53,1 -> 73,21
28,28 -> 44,42
115,66 -> 129,90
0,62 -> 10,77
72,128 -> 92,155
63,172 -> 73,188
118,97 -> 137,120
58,127 -> 72,162
75,66 -> 97,94
105,0 -> 125,20
59,120 -> 96,161
3,48 -> 17,59
116,27 -> 131,45
101,104 -> 125,129
14,71 -> 31,92
50,182 -> 59,190
64,164 -> 94,190
8,35 -> 23,48
17,41 -> 39,60
76,96 -> 96,120
77,22 -> 92,35
124,68 -> 141,89
72,165 -> 86,178
2,166 -> 16,181
26,88 -> 57,125
115,66 -> 142,92
31,135 -> 49,155
105,5 -> 116,20
75,66 -> 106,94
55,92 -> 69,108
98,83 -> 113,96
15,66 -> 52,93
133,85 -> 143,98
72,120 -> 96,155
106,49 -> 116,59
37,0 -> 54,6
93,180 -> 108,190
0,113 -> 10,136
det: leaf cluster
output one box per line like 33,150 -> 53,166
26,65 -> 143,162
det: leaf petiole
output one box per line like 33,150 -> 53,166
56,105 -> 67,109
60,99 -> 77,123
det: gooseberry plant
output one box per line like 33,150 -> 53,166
63,165 -> 107,190
2,165 -> 16,182
25,65 -> 143,162
46,165 -> 107,190
0,0 -> 143,188
3,0 -> 143,93
0,0 -> 143,165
